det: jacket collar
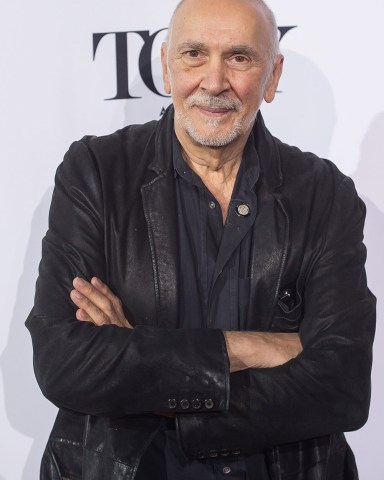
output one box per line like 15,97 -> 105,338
146,105 -> 176,176
252,111 -> 283,191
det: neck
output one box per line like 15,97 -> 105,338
174,123 -> 252,175
175,126 -> 252,222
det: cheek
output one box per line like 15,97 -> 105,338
237,79 -> 267,109
227,72 -> 260,97
169,67 -> 202,98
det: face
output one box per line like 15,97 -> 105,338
161,0 -> 284,149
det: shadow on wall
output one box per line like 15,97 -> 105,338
0,187 -> 57,480
263,48 -> 337,159
347,112 -> 384,479
353,112 -> 384,214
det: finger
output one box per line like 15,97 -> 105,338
70,288 -> 84,309
70,289 -> 109,326
72,277 -> 133,329
91,277 -> 119,304
73,277 -> 115,317
91,277 -> 133,329
76,308 -> 95,324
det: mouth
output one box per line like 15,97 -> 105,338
195,106 -> 233,117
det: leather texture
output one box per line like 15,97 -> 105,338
26,106 -> 375,479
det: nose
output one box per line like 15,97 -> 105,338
199,57 -> 230,95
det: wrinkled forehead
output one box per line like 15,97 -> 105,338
168,0 -> 273,54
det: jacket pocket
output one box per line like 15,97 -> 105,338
40,441 -> 62,480
45,439 -> 82,480
266,433 -> 353,480
42,409 -> 84,480
272,283 -> 303,332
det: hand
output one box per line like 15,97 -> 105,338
70,277 -> 133,328
224,331 -> 303,372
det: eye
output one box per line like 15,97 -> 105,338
185,50 -> 200,58
227,53 -> 252,70
233,55 -> 247,63
181,49 -> 205,66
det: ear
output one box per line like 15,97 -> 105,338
161,42 -> 171,95
264,54 -> 284,103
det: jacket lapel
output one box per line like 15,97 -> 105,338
247,187 -> 290,331
140,108 -> 179,328
246,114 -> 290,331
141,173 -> 179,328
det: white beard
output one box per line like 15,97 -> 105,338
175,93 -> 258,147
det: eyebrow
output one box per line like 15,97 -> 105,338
176,41 -> 206,52
227,45 -> 260,58
176,41 -> 261,59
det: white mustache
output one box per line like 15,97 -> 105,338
186,94 -> 242,111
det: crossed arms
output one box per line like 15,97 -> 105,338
70,275 -> 303,373
26,138 -> 375,456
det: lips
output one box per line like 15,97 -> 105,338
197,106 -> 232,115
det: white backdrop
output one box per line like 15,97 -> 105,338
1,1 -> 383,478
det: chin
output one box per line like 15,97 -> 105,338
186,126 -> 243,147
186,115 -> 249,147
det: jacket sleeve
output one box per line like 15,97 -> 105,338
177,175 -> 376,459
26,139 -> 230,417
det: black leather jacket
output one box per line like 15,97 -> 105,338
26,107 -> 375,480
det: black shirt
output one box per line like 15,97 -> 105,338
174,132 -> 259,332
136,132 -> 270,480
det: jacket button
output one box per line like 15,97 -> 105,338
223,466 -> 231,475
180,399 -> 190,409
232,448 -> 241,455
209,449 -> 218,458
191,399 -> 201,409
168,398 -> 177,409
220,449 -> 230,457
236,203 -> 250,216
204,398 -> 214,409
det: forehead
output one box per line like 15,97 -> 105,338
169,0 -> 271,50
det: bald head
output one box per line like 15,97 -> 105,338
168,0 -> 279,59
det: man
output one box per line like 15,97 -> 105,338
26,0 -> 375,478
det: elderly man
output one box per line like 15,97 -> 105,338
26,0 -> 375,479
